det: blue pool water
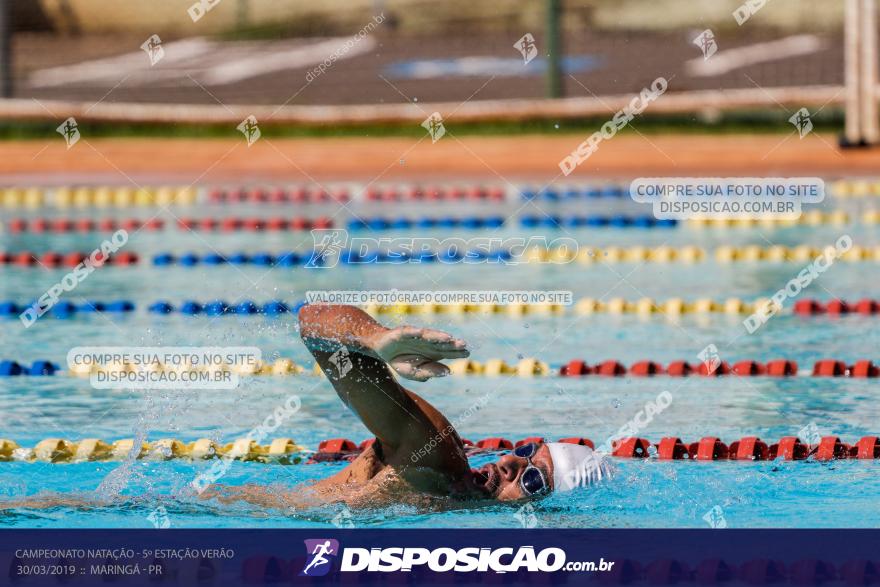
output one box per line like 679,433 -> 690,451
1,196 -> 879,528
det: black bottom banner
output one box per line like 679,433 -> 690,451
0,529 -> 873,586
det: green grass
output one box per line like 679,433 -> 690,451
0,110 -> 845,141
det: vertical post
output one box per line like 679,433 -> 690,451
844,0 -> 863,145
237,0 -> 249,31
546,0 -> 562,99
0,0 -> 12,98
860,0 -> 878,144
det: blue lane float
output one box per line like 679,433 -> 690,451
179,301 -> 203,315
520,185 -> 630,200
148,246 -> 536,267
0,360 -> 60,376
149,301 -> 174,314
152,252 -> 317,267
346,216 -> 506,231
1,300 -> 302,318
518,215 -> 677,228
0,301 -> 136,319
148,300 -> 296,316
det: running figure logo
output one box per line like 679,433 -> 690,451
697,344 -> 721,375
328,346 -> 353,379
702,505 -> 728,529
140,34 -> 165,66
692,29 -> 718,60
56,117 -> 80,149
305,229 -> 348,268
789,108 -> 813,138
237,115 -> 261,146
421,112 -> 446,143
514,33 -> 538,64
300,539 -> 340,576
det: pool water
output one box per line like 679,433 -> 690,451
1,197 -> 879,528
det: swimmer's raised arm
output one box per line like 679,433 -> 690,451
298,304 -> 470,471
299,304 -> 469,381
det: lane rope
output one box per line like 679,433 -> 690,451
311,435 -> 880,461
6,245 -> 879,267
3,299 -> 880,318
1,181 -> 878,208
2,435 -> 876,463
2,357 -> 877,379
10,212 -> 880,231
0,437 -> 305,463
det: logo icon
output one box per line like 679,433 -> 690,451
146,505 -> 171,528
702,505 -> 728,529
332,506 -> 355,528
798,421 -> 822,445
693,29 -> 718,60
300,539 -> 339,576
237,115 -> 261,146
789,108 -> 813,138
56,117 -> 80,149
514,503 -> 539,528
421,112 -> 446,143
328,346 -> 353,379
141,34 -> 165,66
697,344 -> 721,375
514,33 -> 538,65
305,229 -> 348,269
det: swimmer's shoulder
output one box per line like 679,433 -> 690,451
310,443 -> 387,490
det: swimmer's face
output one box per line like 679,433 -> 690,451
469,443 -> 554,501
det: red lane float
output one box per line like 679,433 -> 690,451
560,360 -> 591,375
558,437 -> 595,448
4,218 -> 165,233
630,361 -> 664,376
769,437 -> 810,460
666,361 -> 693,377
309,438 -> 359,463
207,185 -> 504,203
364,185 -> 503,202
816,437 -> 850,461
733,360 -> 765,376
689,437 -> 729,461
476,438 -> 513,451
657,437 -> 688,460
208,187 -> 349,203
175,217 -> 332,231
729,437 -> 770,461
312,435 -> 880,463
854,436 -> 880,458
794,299 -> 880,315
611,438 -> 651,458
1,251 -> 138,267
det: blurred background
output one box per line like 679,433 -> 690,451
0,0 -> 855,131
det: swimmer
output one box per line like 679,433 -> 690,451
283,304 -> 612,505
0,304 -> 612,513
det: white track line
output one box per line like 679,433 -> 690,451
201,36 -> 376,85
30,38 -> 214,87
30,36 -> 375,89
686,34 -> 826,78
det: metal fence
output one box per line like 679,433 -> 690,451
0,0 -> 873,136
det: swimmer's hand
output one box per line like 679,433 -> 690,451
368,326 -> 469,381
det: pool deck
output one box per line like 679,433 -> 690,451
1,134 -> 879,185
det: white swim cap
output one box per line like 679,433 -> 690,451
545,442 -> 614,492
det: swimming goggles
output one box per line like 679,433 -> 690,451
512,443 -> 550,496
